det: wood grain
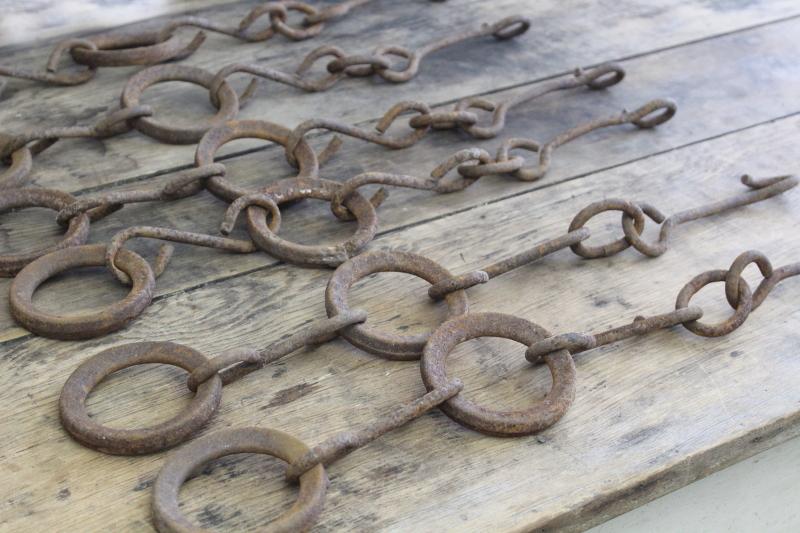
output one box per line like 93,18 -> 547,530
1,1 -> 799,532
3,15 -> 800,341
0,0 -> 797,193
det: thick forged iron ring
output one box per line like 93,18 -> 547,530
675,269 -> 753,337
0,188 -> 90,277
325,250 -> 470,360
421,312 -> 576,436
60,341 -> 223,455
10,244 -> 154,339
0,146 -> 33,188
195,120 -> 319,201
71,31 -> 201,67
153,427 -> 326,533
121,64 -> 239,144
246,177 -> 377,267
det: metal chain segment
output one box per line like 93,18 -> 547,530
186,310 -> 369,392
0,0 -> 443,94
104,225 -> 266,285
282,378 -> 463,482
151,308 -> 577,532
456,99 -> 677,182
12,168 -> 791,339
409,63 -> 626,137
526,250 -> 799,363
0,105 -> 154,161
283,63 -> 631,168
0,119 -> 322,276
150,247 -> 799,531
207,14 -> 530,108
568,174 -> 797,260
59,309 -> 368,455
325,173 -> 795,361
324,99 -> 675,221
618,174 -> 798,257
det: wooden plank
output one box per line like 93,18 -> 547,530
0,108 -> 798,531
1,0 -> 797,193
3,15 -> 800,341
0,0 -> 243,48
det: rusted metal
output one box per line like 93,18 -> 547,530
284,378 -> 463,482
325,250 -> 471,360
234,177 -> 380,267
0,188 -> 91,277
152,427 -> 327,533
59,342 -> 223,455
525,307 -> 704,363
207,14 -> 529,106
422,312 -> 576,436
54,164 -> 228,225
0,38 -> 97,86
60,312 -> 367,454
0,105 -> 153,165
120,64 -> 240,144
10,244 -> 155,339
12,173 -> 793,339
1,0 -> 434,94
527,249 -> 799,362
457,99 -> 678,181
147,245 -> 799,531
410,63 -> 626,137
300,99 -> 675,223
427,228 -> 591,300
186,310 -> 368,392
570,174 -> 798,259
70,31 -> 203,68
284,65 -> 637,169
0,146 -> 33,189
194,120 -> 321,201
104,226 -> 259,285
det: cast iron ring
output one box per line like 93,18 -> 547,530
0,188 -> 90,277
325,250 -> 470,360
195,120 -> 319,201
153,427 -> 326,533
421,312 -> 576,436
10,244 -> 154,339
71,31 -> 202,67
60,341 -> 223,455
121,64 -> 239,144
675,269 -> 753,337
246,177 -> 377,267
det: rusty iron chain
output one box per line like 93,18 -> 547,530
2,5 -> 796,532
318,97 -> 676,221
283,63 -> 631,167
9,173 -> 795,340
207,14 -> 530,105
526,249 -> 800,362
0,0 -> 445,95
55,174 -> 797,452
148,246 -> 800,532
0,8 -> 526,191
0,73 -> 662,283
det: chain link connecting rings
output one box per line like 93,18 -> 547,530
0,0 -> 448,96
208,14 -> 530,105
9,173 -> 795,339
70,244 -> 800,532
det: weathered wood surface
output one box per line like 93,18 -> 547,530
0,0 -> 797,192
0,0 -> 243,47
1,1 -> 799,532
